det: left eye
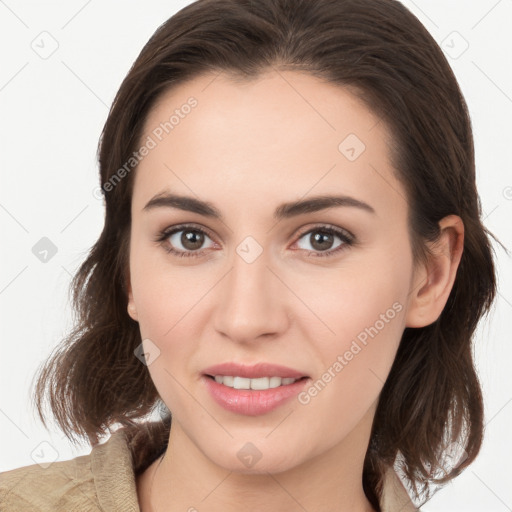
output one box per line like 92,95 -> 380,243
294,227 -> 352,256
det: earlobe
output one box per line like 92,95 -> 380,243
127,300 -> 138,322
405,215 -> 464,328
126,282 -> 139,322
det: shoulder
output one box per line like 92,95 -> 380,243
0,429 -> 140,512
0,450 -> 100,511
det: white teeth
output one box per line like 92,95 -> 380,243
212,375 -> 301,390
248,377 -> 267,390
233,376 -> 251,389
269,376 -> 282,388
221,375 -> 234,387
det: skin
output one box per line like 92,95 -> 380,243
126,70 -> 464,512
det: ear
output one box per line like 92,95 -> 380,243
126,276 -> 139,322
405,215 -> 464,328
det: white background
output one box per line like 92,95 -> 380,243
0,1 -> 511,510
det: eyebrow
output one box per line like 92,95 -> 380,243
143,191 -> 376,220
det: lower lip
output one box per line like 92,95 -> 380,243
202,375 -> 310,416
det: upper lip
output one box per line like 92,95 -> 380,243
202,362 -> 309,379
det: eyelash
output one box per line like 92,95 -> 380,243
154,223 -> 355,259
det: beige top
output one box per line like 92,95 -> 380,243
0,420 -> 418,511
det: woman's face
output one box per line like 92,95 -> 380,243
127,70 -> 420,473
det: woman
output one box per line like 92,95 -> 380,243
0,0 -> 499,510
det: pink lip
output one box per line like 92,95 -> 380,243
202,375 -> 310,416
202,362 -> 308,379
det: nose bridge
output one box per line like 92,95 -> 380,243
213,238 -> 288,342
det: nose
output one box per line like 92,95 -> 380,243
213,245 -> 290,344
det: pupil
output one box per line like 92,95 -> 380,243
311,232 -> 333,251
183,230 -> 204,250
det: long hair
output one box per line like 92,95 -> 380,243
32,0 -> 500,508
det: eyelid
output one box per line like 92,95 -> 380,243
294,223 -> 355,242
161,222 -> 218,242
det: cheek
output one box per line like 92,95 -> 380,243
296,249 -> 410,347
295,296 -> 406,452
130,258 -> 206,413
129,238 -> 207,336
128,249 -> 210,408
294,251 -> 410,412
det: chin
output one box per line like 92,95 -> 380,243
208,441 -> 304,475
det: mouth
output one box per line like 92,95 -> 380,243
200,362 -> 311,414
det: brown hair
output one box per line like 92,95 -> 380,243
32,0 -> 501,508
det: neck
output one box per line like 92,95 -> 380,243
138,407 -> 377,512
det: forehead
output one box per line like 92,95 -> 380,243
132,70 -> 406,220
